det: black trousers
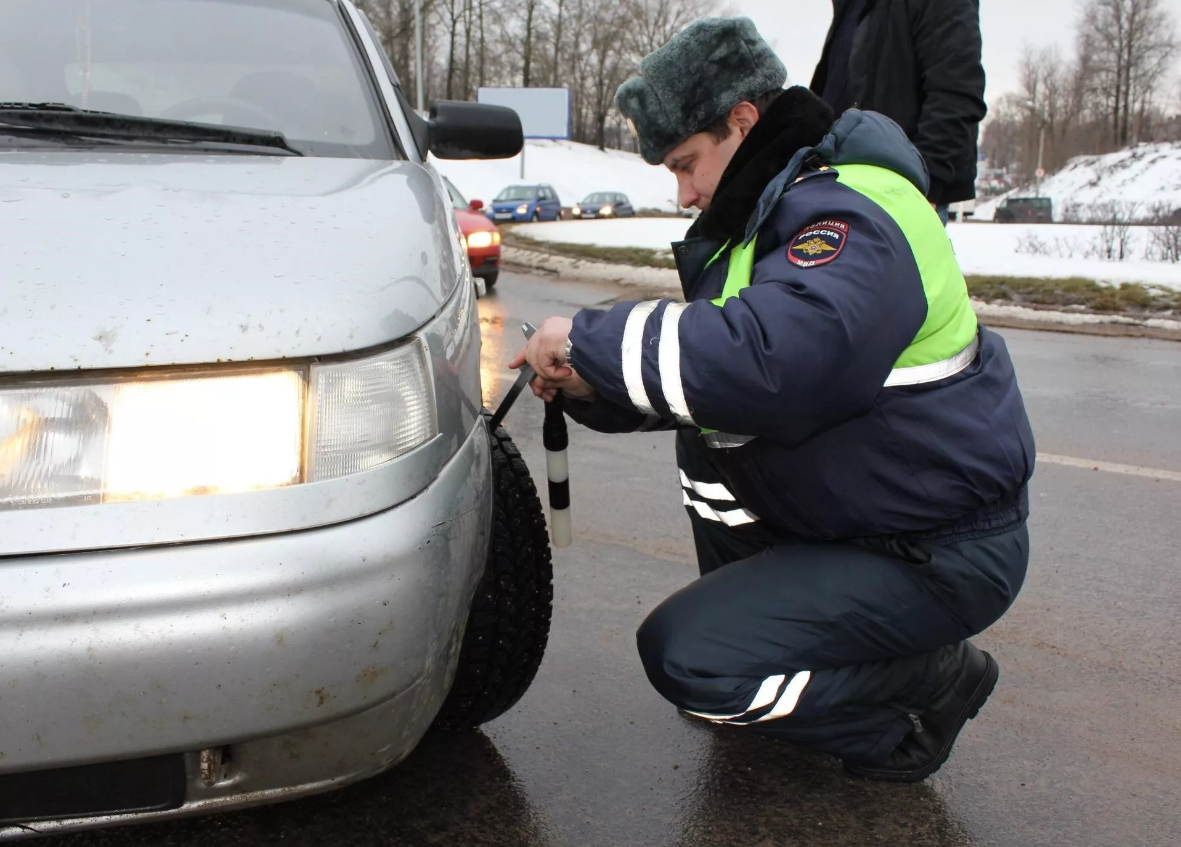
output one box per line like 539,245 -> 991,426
637,512 -> 1030,763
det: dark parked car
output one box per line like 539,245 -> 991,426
487,184 -> 562,222
995,196 -> 1053,224
573,192 -> 635,219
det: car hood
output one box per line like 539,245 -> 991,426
454,207 -> 495,234
0,152 -> 462,374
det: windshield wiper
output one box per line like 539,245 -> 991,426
0,103 -> 302,156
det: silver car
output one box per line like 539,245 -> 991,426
0,0 -> 553,837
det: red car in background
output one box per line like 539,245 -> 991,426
445,177 -> 502,289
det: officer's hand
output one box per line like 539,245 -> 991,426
509,316 -> 594,403
530,373 -> 596,403
509,316 -> 573,381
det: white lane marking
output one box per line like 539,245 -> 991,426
1039,453 -> 1181,483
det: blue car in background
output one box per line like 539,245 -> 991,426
488,184 -> 562,222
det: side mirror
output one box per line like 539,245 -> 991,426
469,199 -> 484,211
428,101 -> 523,160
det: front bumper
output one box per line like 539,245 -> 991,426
0,422 -> 492,838
488,208 -> 529,222
470,257 -> 500,278
467,243 -> 500,278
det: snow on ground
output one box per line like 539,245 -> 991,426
944,223 -> 1181,288
430,139 -> 681,213
975,142 -> 1181,222
514,218 -> 687,251
515,218 -> 1181,290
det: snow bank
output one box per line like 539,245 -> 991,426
946,223 -> 1181,288
513,218 -> 686,251
430,139 -> 681,213
514,218 -> 1181,290
975,142 -> 1181,222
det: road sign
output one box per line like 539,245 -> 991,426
476,87 -> 571,179
1035,168 -> 1046,179
476,87 -> 570,140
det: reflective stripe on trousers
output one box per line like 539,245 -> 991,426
683,671 -> 813,724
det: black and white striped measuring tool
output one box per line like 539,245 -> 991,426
488,322 -> 572,548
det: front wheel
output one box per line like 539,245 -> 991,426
481,271 -> 499,289
433,416 -> 553,728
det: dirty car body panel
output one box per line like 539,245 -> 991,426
0,0 -> 516,836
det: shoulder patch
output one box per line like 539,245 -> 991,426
787,219 -> 849,268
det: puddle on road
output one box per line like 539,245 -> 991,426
478,302 -> 507,408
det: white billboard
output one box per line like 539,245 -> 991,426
476,87 -> 570,140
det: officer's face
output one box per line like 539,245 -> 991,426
663,103 -> 757,211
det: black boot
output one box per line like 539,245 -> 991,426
844,642 -> 999,783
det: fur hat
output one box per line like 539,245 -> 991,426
616,17 -> 788,165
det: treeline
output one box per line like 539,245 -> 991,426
355,0 -> 718,151
983,0 -> 1181,181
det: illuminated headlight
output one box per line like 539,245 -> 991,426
466,231 -> 495,249
0,371 -> 305,509
601,206 -> 614,216
0,341 -> 437,511
572,206 -> 581,216
516,204 -> 529,215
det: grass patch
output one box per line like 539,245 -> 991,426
965,275 -> 1181,315
504,231 -> 677,269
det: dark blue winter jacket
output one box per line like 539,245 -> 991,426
564,92 -> 1034,541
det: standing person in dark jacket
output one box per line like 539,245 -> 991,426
811,0 -> 987,221
510,17 -> 1034,782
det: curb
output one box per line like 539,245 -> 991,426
503,245 -> 1181,342
503,245 -> 680,291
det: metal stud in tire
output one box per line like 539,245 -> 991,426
433,414 -> 554,728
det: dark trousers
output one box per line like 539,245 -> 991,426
637,513 -> 1029,763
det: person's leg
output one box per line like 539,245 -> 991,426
637,524 -> 1029,765
937,204 -> 951,226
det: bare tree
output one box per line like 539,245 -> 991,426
521,0 -> 541,86
1080,0 -> 1178,146
477,0 -> 488,88
358,0 -> 726,150
462,0 -> 474,98
550,0 -> 565,86
436,0 -> 465,99
355,0 -> 437,100
585,3 -> 630,149
983,0 -> 1180,181
624,0 -> 714,56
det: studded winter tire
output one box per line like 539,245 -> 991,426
433,414 -> 553,728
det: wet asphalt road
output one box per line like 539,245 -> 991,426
46,272 -> 1181,847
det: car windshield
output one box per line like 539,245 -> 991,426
444,179 -> 469,211
0,0 -> 393,158
583,193 -> 615,204
496,186 -> 538,202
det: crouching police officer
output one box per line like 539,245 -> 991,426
511,17 -> 1035,782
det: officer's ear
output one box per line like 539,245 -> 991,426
729,101 -> 760,141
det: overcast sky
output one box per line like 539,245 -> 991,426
730,0 -> 1181,109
